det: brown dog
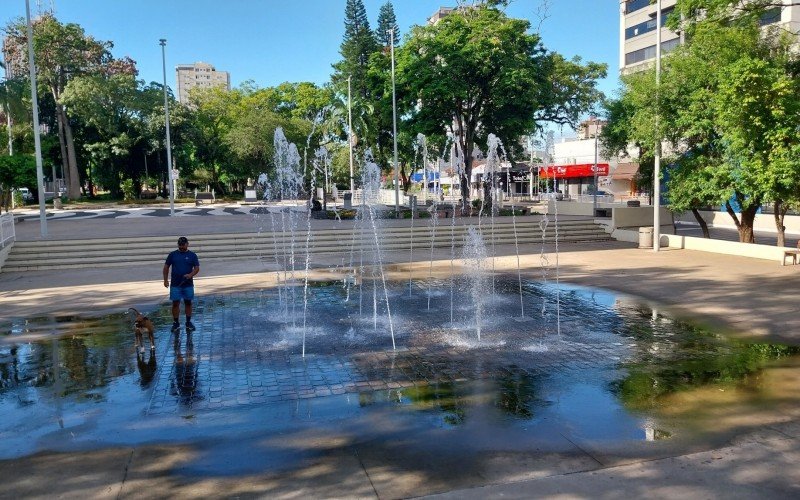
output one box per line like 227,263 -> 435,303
128,307 -> 155,353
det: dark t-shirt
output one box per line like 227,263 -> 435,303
165,250 -> 199,287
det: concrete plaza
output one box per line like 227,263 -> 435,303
1,209 -> 799,499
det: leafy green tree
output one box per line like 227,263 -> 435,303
245,82 -> 333,122
4,13 -> 136,199
182,86 -> 239,193
0,154 -> 36,212
715,56 -> 800,246
225,89 -> 311,186
397,5 -> 605,211
61,74 -> 165,197
607,0 -> 800,244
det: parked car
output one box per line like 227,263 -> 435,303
17,187 -> 32,202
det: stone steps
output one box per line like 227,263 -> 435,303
3,219 -> 612,272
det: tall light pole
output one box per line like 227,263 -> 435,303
159,39 -> 174,216
25,0 -> 46,236
389,28 -> 399,214
2,56 -> 12,156
653,0 -> 662,251
592,119 -> 599,217
347,75 -> 354,193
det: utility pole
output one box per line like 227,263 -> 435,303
389,28 -> 399,214
25,0 -> 46,236
654,0 -> 662,251
2,53 -> 12,156
592,120 -> 599,217
160,39 -> 174,216
347,76 -> 354,193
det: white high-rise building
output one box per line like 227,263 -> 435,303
619,0 -> 800,75
175,62 -> 230,104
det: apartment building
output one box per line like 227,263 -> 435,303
175,62 -> 231,105
620,0 -> 800,74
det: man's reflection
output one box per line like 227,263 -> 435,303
171,331 -> 201,406
137,350 -> 157,388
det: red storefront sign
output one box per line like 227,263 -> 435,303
538,164 -> 609,179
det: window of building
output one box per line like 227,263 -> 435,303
625,0 -> 652,15
625,7 -> 674,39
625,38 -> 680,65
759,7 -> 781,26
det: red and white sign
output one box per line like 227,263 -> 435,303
538,164 -> 609,179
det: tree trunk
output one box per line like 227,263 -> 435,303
55,103 -> 81,199
774,200 -> 788,248
55,106 -> 70,193
61,106 -> 81,199
691,208 -> 710,238
730,203 -> 759,243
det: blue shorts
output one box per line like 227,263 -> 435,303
170,286 -> 195,302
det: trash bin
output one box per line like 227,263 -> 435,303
639,226 -> 653,249
343,192 -> 352,209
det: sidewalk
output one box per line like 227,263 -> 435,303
1,213 -> 799,498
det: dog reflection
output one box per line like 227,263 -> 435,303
171,332 -> 201,406
137,351 -> 157,388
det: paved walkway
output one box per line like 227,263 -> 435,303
1,209 -> 799,499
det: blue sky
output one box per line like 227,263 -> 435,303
1,0 -> 621,98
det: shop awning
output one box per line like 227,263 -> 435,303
538,163 -> 609,179
611,163 -> 640,180
410,172 -> 440,182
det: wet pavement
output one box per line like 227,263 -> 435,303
3,278 -> 800,498
3,210 -> 800,498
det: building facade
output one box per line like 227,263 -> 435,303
619,0 -> 800,75
175,62 -> 231,105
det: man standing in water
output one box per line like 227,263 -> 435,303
163,236 -> 200,332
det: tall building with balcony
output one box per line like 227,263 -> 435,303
175,62 -> 230,105
620,0 -> 800,75
619,0 -> 680,75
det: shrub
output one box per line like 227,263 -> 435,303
121,178 -> 136,201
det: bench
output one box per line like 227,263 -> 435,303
195,192 -> 215,206
783,241 -> 800,266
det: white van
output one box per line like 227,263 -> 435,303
17,187 -> 32,202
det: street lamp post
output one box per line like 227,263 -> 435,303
159,39 -> 174,216
347,76 -> 354,193
389,28 -> 399,214
653,0 -> 662,251
592,122 -> 599,217
25,0 -> 46,237
2,54 -> 12,156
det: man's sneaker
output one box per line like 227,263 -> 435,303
185,320 -> 196,332
171,321 -> 180,332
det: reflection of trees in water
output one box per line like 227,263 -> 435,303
397,383 -> 468,426
613,303 -> 800,409
0,333 -> 135,398
614,338 -> 800,410
494,368 -> 549,419
171,332 -> 202,406
0,347 -> 20,389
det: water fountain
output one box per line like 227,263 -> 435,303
4,127 -> 800,482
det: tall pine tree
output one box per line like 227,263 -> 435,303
375,2 -> 399,47
334,0 -> 378,100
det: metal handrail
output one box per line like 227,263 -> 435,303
0,212 -> 15,250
